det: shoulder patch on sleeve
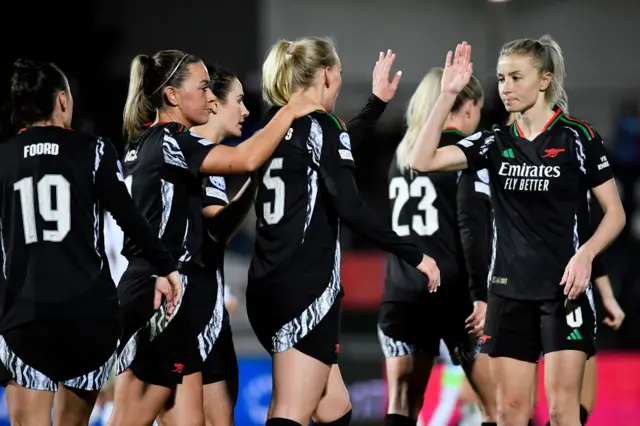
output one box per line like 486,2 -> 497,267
339,132 -> 351,150
205,187 -> 229,203
476,168 -> 489,184
209,176 -> 226,190
339,149 -> 354,161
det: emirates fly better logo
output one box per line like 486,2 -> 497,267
499,163 -> 561,192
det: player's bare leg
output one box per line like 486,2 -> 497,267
53,385 -> 100,426
579,355 -> 596,415
268,348 -> 331,425
4,381 -> 55,426
107,369 -> 174,426
543,350 -> 586,426
464,353 -> 498,423
312,365 -> 352,425
156,372 -> 205,426
385,353 -> 433,419
490,357 -> 537,426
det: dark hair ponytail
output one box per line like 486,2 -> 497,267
10,58 -> 68,127
206,64 -> 237,103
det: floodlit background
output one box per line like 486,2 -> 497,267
1,0 -> 639,424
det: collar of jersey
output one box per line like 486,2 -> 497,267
442,126 -> 464,137
18,125 -> 73,134
143,121 -> 189,133
510,108 -> 564,138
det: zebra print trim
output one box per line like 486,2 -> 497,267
377,326 -> 415,358
116,274 -> 188,375
197,269 -> 225,360
0,335 -> 56,391
302,117 -> 322,242
64,351 -> 117,391
162,131 -> 188,169
271,233 -> 342,353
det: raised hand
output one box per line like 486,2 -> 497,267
441,41 -> 473,96
372,49 -> 402,102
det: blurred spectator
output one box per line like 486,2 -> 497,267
611,99 -> 640,166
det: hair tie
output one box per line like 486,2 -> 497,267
285,42 -> 295,56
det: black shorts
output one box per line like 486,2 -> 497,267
249,293 -> 342,366
481,291 -> 596,363
202,318 -> 238,385
117,267 -> 204,389
0,318 -> 119,391
377,284 -> 475,362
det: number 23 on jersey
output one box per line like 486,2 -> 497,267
389,176 -> 439,237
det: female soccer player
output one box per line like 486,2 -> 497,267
160,52 -> 399,425
109,49 -> 321,426
410,38 -> 625,426
0,58 -> 181,426
379,67 -> 497,426
249,37 -> 439,426
155,64 -> 251,426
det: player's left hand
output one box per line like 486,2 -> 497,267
372,49 -> 402,102
560,248 -> 593,299
602,295 -> 625,330
465,301 -> 486,337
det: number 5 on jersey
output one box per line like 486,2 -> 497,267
389,176 -> 438,237
14,175 -> 71,244
263,158 -> 285,225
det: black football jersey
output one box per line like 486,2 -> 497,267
122,122 -> 214,270
455,109 -> 614,300
249,108 -> 422,318
0,126 -> 175,331
384,130 -> 466,300
457,166 -> 492,302
201,173 -> 229,277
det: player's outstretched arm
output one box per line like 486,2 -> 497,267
317,115 -> 440,291
411,42 -> 473,173
199,94 -> 322,175
94,138 -> 181,316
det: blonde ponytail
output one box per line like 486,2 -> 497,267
261,37 -> 339,107
538,35 -> 568,113
123,54 -> 153,140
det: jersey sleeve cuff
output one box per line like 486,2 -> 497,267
407,250 -> 423,268
588,172 -> 614,189
368,93 -> 388,109
155,257 -> 178,277
470,285 -> 488,303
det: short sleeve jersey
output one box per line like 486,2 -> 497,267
455,109 -> 613,300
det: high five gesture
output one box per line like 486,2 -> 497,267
410,41 -> 476,173
442,42 -> 474,96
372,49 -> 402,102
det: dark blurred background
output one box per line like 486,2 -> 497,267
1,0 -> 640,424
